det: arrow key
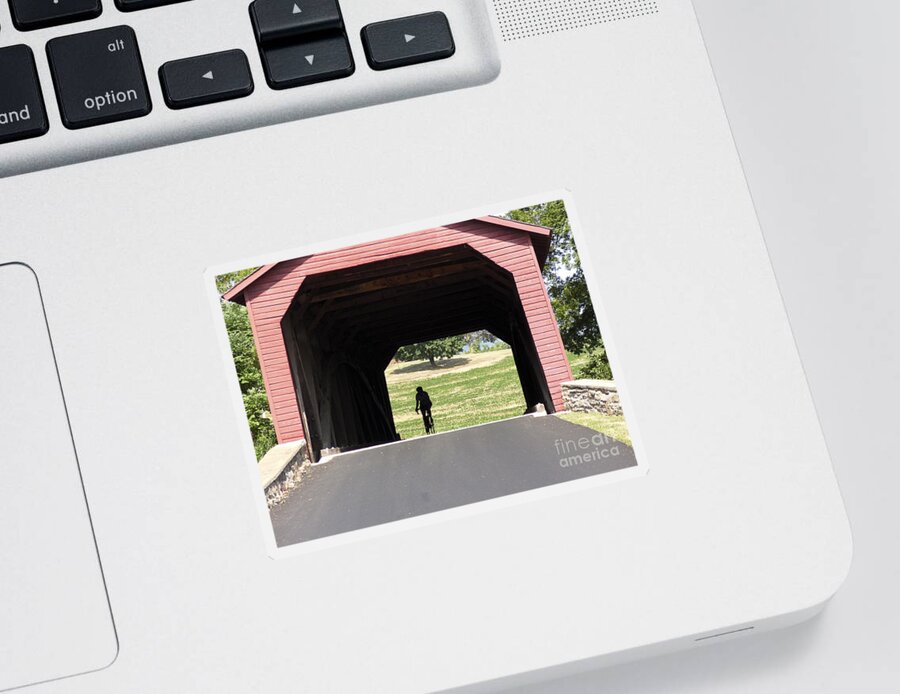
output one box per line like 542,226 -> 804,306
250,0 -> 344,43
261,34 -> 354,89
362,12 -> 455,71
159,50 -> 254,109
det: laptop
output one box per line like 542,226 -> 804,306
0,1 -> 851,691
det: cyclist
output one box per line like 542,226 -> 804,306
415,386 -> 435,434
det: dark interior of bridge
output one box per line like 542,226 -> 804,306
280,245 -> 554,461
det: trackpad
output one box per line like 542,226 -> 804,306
0,264 -> 117,691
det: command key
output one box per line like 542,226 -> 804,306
0,45 -> 49,145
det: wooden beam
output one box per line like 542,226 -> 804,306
303,261 -> 481,303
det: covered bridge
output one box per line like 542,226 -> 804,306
223,217 -> 572,460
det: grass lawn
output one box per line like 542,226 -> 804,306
387,354 -> 526,440
386,350 -> 633,446
555,411 -> 632,448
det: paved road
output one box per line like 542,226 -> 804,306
270,415 -> 638,546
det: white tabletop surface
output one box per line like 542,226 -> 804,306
517,1 -> 900,691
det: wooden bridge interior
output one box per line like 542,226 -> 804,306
280,245 -> 553,460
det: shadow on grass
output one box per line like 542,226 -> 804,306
390,357 -> 471,375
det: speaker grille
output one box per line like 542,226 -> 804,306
493,0 -> 659,42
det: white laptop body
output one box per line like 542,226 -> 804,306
0,1 -> 851,691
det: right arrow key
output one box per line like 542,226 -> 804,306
361,12 -> 455,71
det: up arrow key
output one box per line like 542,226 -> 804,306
404,34 -> 415,43
251,0 -> 344,43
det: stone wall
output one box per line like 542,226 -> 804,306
561,380 -> 622,416
265,457 -> 310,509
259,440 -> 310,508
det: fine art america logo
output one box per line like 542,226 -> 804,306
555,433 -> 621,467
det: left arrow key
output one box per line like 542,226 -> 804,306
159,50 -> 254,110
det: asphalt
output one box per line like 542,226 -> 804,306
270,414 -> 638,546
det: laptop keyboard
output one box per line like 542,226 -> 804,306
0,0 -> 498,176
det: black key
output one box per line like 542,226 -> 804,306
159,50 -> 254,109
47,26 -> 151,130
0,45 -> 49,145
115,0 -> 191,11
250,0 -> 343,43
261,34 -> 353,90
9,0 -> 102,32
361,12 -> 455,71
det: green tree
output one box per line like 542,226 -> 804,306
506,201 -> 603,354
217,269 -> 277,459
463,330 -> 502,353
576,346 -> 613,380
395,336 -> 466,367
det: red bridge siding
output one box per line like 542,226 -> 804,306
239,219 -> 572,444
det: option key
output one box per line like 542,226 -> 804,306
47,26 -> 152,130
